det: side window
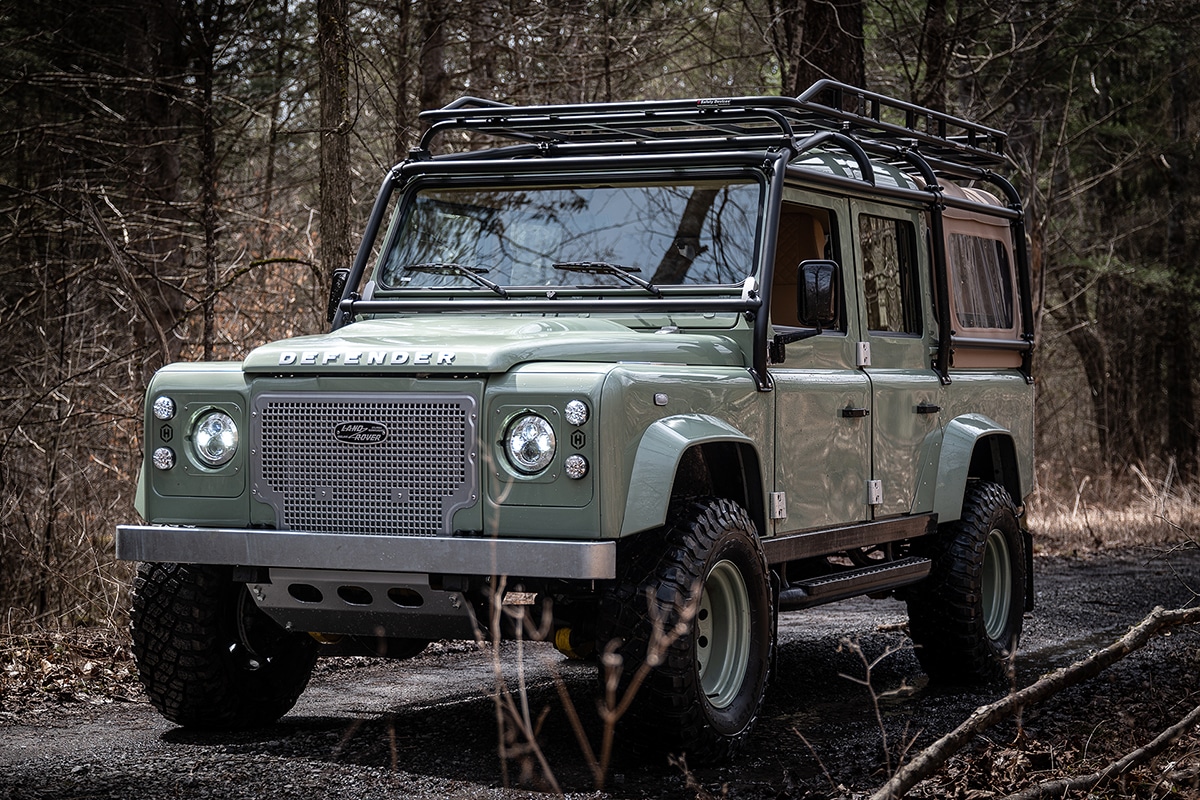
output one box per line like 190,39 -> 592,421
859,214 -> 920,334
946,233 -> 1014,330
771,204 -> 844,331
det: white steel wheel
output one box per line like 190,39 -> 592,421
696,558 -> 752,709
981,527 -> 1013,641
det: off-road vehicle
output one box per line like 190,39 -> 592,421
117,81 -> 1035,759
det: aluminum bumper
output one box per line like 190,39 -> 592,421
115,524 -> 616,580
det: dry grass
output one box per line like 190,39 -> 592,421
1028,460 -> 1200,556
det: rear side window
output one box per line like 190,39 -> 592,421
947,233 -> 1014,330
859,214 -> 921,334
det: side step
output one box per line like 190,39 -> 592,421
777,556 -> 931,611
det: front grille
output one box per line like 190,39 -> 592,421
251,392 -> 478,536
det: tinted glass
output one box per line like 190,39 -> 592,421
377,182 -> 760,290
859,214 -> 921,334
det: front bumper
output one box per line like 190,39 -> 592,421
115,524 -> 616,580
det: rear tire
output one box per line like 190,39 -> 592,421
907,481 -> 1025,684
131,562 -> 318,729
596,497 -> 772,760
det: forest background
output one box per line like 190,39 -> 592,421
1,0 -> 1198,630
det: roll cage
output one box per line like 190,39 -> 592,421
332,81 -> 1035,389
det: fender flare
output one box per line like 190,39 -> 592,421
619,414 -> 759,537
933,413 -> 1022,522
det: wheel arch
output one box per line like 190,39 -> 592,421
619,415 -> 764,538
934,414 -> 1026,523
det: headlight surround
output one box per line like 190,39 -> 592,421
192,410 -> 239,467
504,413 -> 556,474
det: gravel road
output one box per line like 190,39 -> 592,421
3,545 -> 1198,799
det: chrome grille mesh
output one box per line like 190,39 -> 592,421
251,392 -> 478,536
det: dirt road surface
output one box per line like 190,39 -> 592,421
3,546 -> 1199,799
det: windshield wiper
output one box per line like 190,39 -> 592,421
552,261 -> 662,297
403,262 -> 508,298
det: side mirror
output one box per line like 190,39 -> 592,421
327,268 -> 351,325
797,259 -> 839,330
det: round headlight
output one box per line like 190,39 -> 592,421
564,399 -> 589,427
193,410 -> 239,467
505,413 -> 556,474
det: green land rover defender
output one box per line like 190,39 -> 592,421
117,82 -> 1035,759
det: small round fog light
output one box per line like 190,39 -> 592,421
152,396 -> 176,421
564,399 -> 589,426
564,454 -> 589,480
152,447 -> 176,470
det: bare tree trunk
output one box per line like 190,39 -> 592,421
318,0 -> 353,292
392,0 -> 412,162
259,0 -> 291,257
1164,37 -> 1197,478
194,0 -> 225,361
419,0 -> 450,116
767,0 -> 864,96
916,0 -> 948,110
124,0 -> 188,376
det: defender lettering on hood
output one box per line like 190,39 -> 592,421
276,350 -> 457,367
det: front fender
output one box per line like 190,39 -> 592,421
620,414 -> 757,536
933,413 -> 1020,522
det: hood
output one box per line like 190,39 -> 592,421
242,316 -> 746,374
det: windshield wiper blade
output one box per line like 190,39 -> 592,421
552,261 -> 661,297
403,262 -> 508,297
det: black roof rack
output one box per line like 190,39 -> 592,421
416,80 -> 1009,177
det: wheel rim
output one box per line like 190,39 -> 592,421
981,528 -> 1013,641
695,559 -> 752,709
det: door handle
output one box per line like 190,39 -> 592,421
841,407 -> 870,418
916,402 -> 941,415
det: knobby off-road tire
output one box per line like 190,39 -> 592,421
131,562 -> 318,729
596,497 -> 772,761
906,481 -> 1026,684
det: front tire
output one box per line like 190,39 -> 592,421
131,562 -> 318,729
906,481 -> 1026,684
596,497 -> 772,760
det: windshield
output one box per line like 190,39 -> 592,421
376,180 -> 761,291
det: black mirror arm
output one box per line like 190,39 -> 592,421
774,327 -> 823,346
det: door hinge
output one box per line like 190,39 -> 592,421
856,341 -> 871,367
867,480 -> 883,506
770,491 -> 787,520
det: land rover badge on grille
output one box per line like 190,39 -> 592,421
333,421 -> 388,444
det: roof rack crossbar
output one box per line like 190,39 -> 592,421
794,80 -> 1006,165
416,84 -> 1011,176
417,104 -> 798,153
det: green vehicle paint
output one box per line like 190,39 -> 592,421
118,85 -> 1037,755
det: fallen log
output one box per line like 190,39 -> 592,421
871,605 -> 1200,800
1002,702 -> 1200,799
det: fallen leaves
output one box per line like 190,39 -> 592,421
0,627 -> 141,712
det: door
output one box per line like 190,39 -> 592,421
771,193 -> 871,531
851,201 -> 943,517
